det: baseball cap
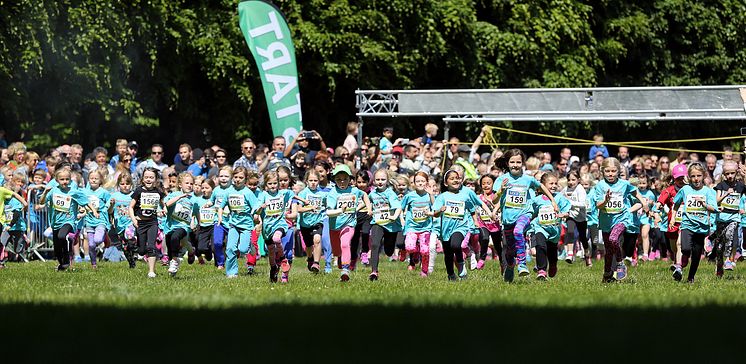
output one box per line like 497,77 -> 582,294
672,163 -> 687,179
192,148 -> 204,160
457,145 -> 471,153
128,141 -> 138,149
331,164 -> 352,177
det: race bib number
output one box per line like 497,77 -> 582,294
674,208 -> 683,223
412,206 -> 429,223
52,194 -> 72,213
308,196 -> 323,211
374,209 -> 392,225
89,197 -> 100,210
476,206 -> 492,222
685,195 -> 706,214
721,193 -> 739,211
444,200 -> 465,218
566,192 -> 578,202
538,204 -> 558,226
4,210 -> 13,222
604,192 -> 623,214
228,194 -> 245,212
265,196 -> 285,217
199,207 -> 215,224
140,193 -> 160,210
172,202 -> 192,224
336,194 -> 356,214
505,187 -> 527,209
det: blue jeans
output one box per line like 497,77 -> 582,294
282,227 -> 295,263
322,217 -> 332,269
213,224 -> 227,267
225,227 -> 252,276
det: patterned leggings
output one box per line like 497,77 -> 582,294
503,214 -> 531,268
601,223 -> 626,274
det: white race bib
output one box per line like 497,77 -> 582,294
172,202 -> 192,224
444,200 -> 465,218
374,209 -> 392,225
476,206 -> 492,222
412,206 -> 429,223
505,187 -> 527,209
4,210 -> 13,222
89,196 -> 100,210
336,194 -> 356,214
721,193 -> 739,211
228,194 -> 246,212
199,207 -> 215,224
674,208 -> 683,223
52,194 -> 72,213
308,195 -> 323,211
685,195 -> 706,214
265,196 -> 285,217
538,204 -> 558,226
140,193 -> 160,210
604,192 -> 623,214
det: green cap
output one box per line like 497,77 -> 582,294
331,164 -> 352,177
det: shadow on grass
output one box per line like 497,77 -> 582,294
7,303 -> 745,362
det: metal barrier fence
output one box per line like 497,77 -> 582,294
17,188 -> 52,262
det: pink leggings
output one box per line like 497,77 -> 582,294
330,226 -> 354,269
405,231 -> 431,255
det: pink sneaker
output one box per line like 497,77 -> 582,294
361,252 -> 369,265
420,271 -> 428,278
281,272 -> 289,283
407,265 -> 415,271
476,259 -> 485,270
160,256 -> 169,266
536,269 -> 547,280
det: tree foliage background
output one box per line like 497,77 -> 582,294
2,0 -> 745,156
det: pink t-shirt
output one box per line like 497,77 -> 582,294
476,193 -> 500,232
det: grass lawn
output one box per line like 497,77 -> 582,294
3,256 -> 746,362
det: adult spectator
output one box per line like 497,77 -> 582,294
399,144 -> 421,174
69,144 -> 84,172
656,155 -> 671,177
705,153 -> 722,181
343,121 -> 359,156
6,142 -> 26,171
135,144 -> 168,184
233,138 -> 258,171
187,148 -> 209,178
209,148 -> 229,178
127,141 -> 139,173
260,136 -> 291,172
555,158 -> 569,176
285,130 -> 326,162
560,147 -> 572,162
109,139 -> 129,170
173,143 -> 192,173
618,146 -> 631,171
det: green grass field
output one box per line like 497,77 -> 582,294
3,257 -> 746,362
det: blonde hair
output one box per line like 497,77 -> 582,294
177,172 -> 194,188
688,162 -> 706,176
116,139 -> 128,148
262,170 -> 279,188
425,123 -> 438,135
219,165 -> 233,177
24,151 -> 39,164
7,142 -> 26,157
525,157 -> 541,171
601,157 -> 622,172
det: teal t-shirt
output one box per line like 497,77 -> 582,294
673,185 -> 716,235
165,191 -> 196,233
529,192 -> 571,243
326,186 -> 366,230
298,187 -> 327,228
591,179 -> 638,232
5,197 -> 26,232
258,189 -> 293,238
401,190 -> 433,233
47,186 -> 89,230
210,184 -> 232,227
638,189 -> 656,226
368,187 -> 402,232
585,188 -> 599,227
493,173 -> 541,225
110,191 -> 133,234
193,196 -> 216,228
433,187 -> 481,241
219,186 -> 260,230
83,187 -> 111,229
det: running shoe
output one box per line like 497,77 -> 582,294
476,259 -> 485,270
147,271 -> 156,278
669,264 -> 677,272
459,266 -> 468,280
281,272 -> 289,283
217,265 -> 225,270
340,269 -> 350,282
548,262 -> 558,278
672,266 -> 683,282
576,249 -> 585,260
280,259 -> 291,274
361,252 -> 369,266
167,260 -> 177,276
601,272 -> 615,283
420,271 -> 428,278
324,266 -> 332,274
565,253 -> 574,264
615,261 -> 627,280
536,269 -> 547,281
198,255 -> 205,265
407,265 -> 415,271
57,264 -> 69,271
307,258 -> 314,272
504,266 -> 515,283
470,254 -> 478,270
187,251 -> 195,265
724,259 -> 734,271
369,271 -> 379,281
161,256 -> 169,266
716,263 -> 724,278
517,263 -> 530,277
585,256 -> 593,267
447,274 -> 458,281
246,266 -> 255,275
73,256 -> 83,264
310,263 -> 320,274
226,274 -> 238,279
270,265 -> 279,283
398,249 -> 406,262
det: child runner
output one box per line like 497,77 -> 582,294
325,164 -> 371,282
217,167 -> 260,279
713,161 -> 744,272
210,166 -> 233,270
655,164 -> 688,271
433,169 -> 493,281
193,179 -> 216,264
562,170 -> 589,265
636,175 -> 656,262
163,172 -> 197,277
622,177 -> 644,266
530,172 -> 571,280
298,170 -> 327,273
351,170 -> 373,267
255,170 -> 296,283
82,170 -> 112,269
1,174 -> 29,267
244,171 -> 262,274
368,169 -> 403,281
109,173 -> 136,268
493,149 -> 557,281
41,169 -> 97,271
582,173 -> 601,264
276,166 -> 298,270
670,162 -> 717,282
474,174 -> 502,271
401,171 -> 434,277
128,167 -> 166,278
591,157 -> 647,283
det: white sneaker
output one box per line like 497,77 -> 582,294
167,260 -> 177,275
147,272 -> 156,278
470,254 -> 478,270
576,249 -> 585,259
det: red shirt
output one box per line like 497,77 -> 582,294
657,185 -> 680,232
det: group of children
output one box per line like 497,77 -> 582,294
2,147 -> 744,285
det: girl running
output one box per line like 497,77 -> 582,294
636,175 -> 656,262
193,179 -> 216,264
83,170 -> 112,269
128,167 -> 166,278
163,172 -> 197,277
562,170 -> 589,265
582,173 -> 601,264
255,170 -> 296,283
530,172 -> 571,280
245,171 -> 262,274
433,169 -> 493,281
109,173 -> 136,268
368,169 -> 403,281
210,166 -> 233,270
475,174 -> 502,271
1,174 -> 28,268
351,170 -> 372,268
41,168 -> 97,271
655,164 -> 688,271
401,172 -> 434,277
325,164 -> 371,282
713,161 -> 744,273
591,158 -> 647,282
493,149 -> 557,281
298,170 -> 327,274
670,162 -> 717,282
217,167 -> 260,279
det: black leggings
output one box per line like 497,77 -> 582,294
166,228 -> 188,260
137,220 -> 159,256
623,232 -> 639,259
196,225 -> 214,259
119,232 -> 138,266
369,225 -> 397,272
533,233 -> 558,271
565,218 -> 589,251
479,228 -> 502,261
442,232 -> 465,277
680,229 -> 706,281
52,224 -> 74,267
351,215 -> 371,260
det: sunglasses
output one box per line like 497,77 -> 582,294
242,146 -> 254,150
216,155 -> 226,159
152,151 -> 163,155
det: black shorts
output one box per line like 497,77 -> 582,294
300,224 -> 323,246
